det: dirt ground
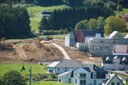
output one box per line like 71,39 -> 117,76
52,39 -> 102,64
0,39 -> 63,63
0,39 -> 101,64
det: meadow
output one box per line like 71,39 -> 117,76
27,81 -> 74,85
0,64 -> 74,85
26,5 -> 69,33
0,64 -> 47,76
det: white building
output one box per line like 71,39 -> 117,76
58,65 -> 108,85
102,74 -> 124,85
102,55 -> 128,70
48,59 -> 83,74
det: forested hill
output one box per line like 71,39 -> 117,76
0,5 -> 32,38
0,0 -> 128,7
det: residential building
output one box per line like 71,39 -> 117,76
41,11 -> 52,17
102,74 -> 124,85
102,55 -> 128,70
48,59 -> 83,74
65,29 -> 103,51
58,65 -> 108,85
88,31 -> 128,56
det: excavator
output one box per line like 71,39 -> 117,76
0,38 -> 13,50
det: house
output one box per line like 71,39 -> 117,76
109,31 -> 123,39
102,74 -> 124,85
65,29 -> 104,51
76,30 -> 104,51
58,65 -> 108,85
41,11 -> 52,17
48,59 -> 83,74
65,29 -> 86,47
102,55 -> 128,70
88,31 -> 128,56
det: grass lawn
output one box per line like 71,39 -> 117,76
0,64 -> 47,76
27,81 -> 74,85
26,5 -> 69,33
39,34 -> 67,39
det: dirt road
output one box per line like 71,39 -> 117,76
52,43 -> 71,60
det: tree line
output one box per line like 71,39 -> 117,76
0,5 -> 32,38
39,7 -> 113,31
0,0 -> 128,7
76,16 -> 127,35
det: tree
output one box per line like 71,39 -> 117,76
88,18 -> 97,30
39,16 -> 50,31
104,16 -> 127,35
0,5 -> 32,38
0,71 -> 26,85
75,20 -> 88,30
97,16 -> 104,30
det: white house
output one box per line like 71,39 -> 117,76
58,65 -> 108,85
48,59 -> 83,74
102,55 -> 128,70
102,74 -> 124,85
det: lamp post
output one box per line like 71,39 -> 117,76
29,66 -> 32,85
21,65 -> 32,85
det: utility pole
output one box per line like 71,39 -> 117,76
29,66 -> 32,85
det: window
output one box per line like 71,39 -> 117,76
80,80 -> 86,85
113,41 -> 115,44
111,82 -> 114,85
65,68 -> 68,72
94,80 -> 97,85
75,79 -> 77,84
57,69 -> 60,71
49,70 -> 53,72
93,73 -> 96,78
68,78 -> 71,83
80,74 -> 86,78
117,82 -> 120,85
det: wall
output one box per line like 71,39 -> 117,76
106,76 -> 123,85
76,43 -> 88,51
89,38 -> 128,56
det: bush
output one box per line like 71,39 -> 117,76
0,71 -> 26,85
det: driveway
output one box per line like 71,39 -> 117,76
52,43 -> 71,60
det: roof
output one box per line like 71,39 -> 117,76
58,70 -> 74,77
83,65 -> 107,73
48,59 -> 83,68
103,74 -> 124,85
58,65 -> 107,78
82,30 -> 104,37
48,61 -> 60,67
72,30 -> 84,42
109,31 -> 123,39
114,45 -> 128,53
102,55 -> 128,64
124,34 -> 128,38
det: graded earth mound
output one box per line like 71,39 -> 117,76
0,40 -> 63,63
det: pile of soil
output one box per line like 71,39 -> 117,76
0,40 -> 63,63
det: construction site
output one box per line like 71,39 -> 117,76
0,38 -> 101,64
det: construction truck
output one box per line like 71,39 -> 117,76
0,38 -> 13,50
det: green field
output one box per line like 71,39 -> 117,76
39,34 -> 67,39
0,64 -> 74,85
26,5 -> 69,33
0,64 -> 47,76
27,81 -> 74,85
